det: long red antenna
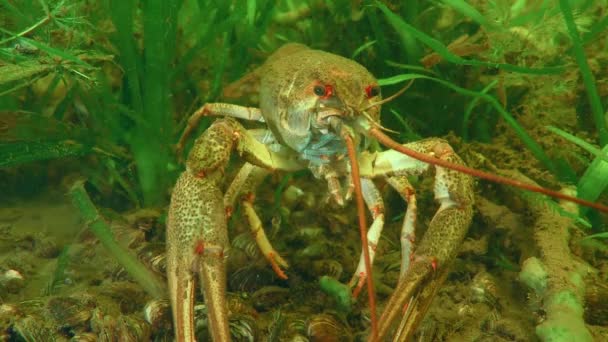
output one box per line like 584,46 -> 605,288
344,134 -> 378,339
369,128 -> 608,213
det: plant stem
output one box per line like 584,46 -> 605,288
0,15 -> 51,46
69,180 -> 166,298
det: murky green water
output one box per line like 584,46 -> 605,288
1,1 -> 607,341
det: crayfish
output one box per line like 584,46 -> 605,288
166,43 -> 608,341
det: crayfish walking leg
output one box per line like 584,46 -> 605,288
357,138 -> 474,341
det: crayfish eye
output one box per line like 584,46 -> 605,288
314,85 -> 327,97
365,85 -> 380,98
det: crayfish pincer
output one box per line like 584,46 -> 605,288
167,43 -> 606,341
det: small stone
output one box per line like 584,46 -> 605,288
34,238 -> 61,258
1,269 -> 25,293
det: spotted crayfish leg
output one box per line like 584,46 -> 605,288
223,162 -> 289,279
385,175 -> 418,276
176,103 -> 264,159
349,178 -> 385,298
359,138 -> 474,341
167,118 -> 303,342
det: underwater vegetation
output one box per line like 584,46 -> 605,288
1,0 -> 608,341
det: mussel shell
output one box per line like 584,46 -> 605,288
251,286 -> 289,312
70,332 -> 98,341
143,299 -> 171,330
306,313 -> 352,342
47,296 -> 92,328
137,242 -> 167,275
470,270 -> 500,307
90,307 -> 117,338
312,259 -> 343,279
231,233 -> 262,260
226,294 -> 258,317
229,314 -> 257,342
111,221 -> 146,249
116,315 -> 151,342
11,315 -> 57,341
228,264 -> 277,293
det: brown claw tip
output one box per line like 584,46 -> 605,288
352,281 -> 365,299
268,253 -> 288,280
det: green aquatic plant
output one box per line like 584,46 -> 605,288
378,72 -> 559,176
106,0 -> 182,206
375,2 -> 564,176
559,0 -> 608,146
547,126 -> 608,219
319,275 -> 352,314
69,180 -> 166,298
45,245 -> 70,295
376,1 -> 607,218
582,231 -> 608,241
377,2 -> 566,75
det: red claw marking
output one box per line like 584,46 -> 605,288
402,301 -> 410,314
225,206 -> 234,219
195,240 -> 226,258
352,272 -> 366,299
243,192 -> 255,202
268,252 -> 288,280
195,240 -> 205,255
372,205 -> 382,218
195,170 -> 206,178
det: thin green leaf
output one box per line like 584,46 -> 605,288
109,0 -> 143,113
578,145 -> 608,210
0,61 -> 52,86
385,60 -> 436,74
547,126 -> 608,163
462,80 -> 497,139
13,35 -> 91,67
582,232 -> 608,241
379,73 -> 557,176
559,0 -> 608,146
247,0 -> 256,26
440,0 -> 493,29
351,40 -> 377,59
376,1 -> 565,75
